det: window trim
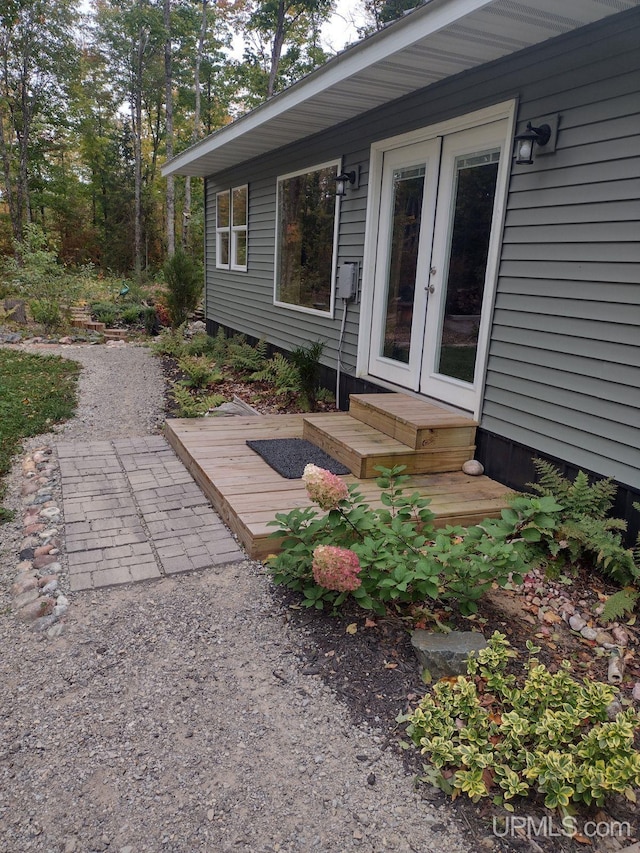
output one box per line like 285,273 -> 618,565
273,159 -> 341,318
216,185 -> 248,272
230,184 -> 248,272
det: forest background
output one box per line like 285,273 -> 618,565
0,0 -> 421,279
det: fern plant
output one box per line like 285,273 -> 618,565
171,384 -> 225,417
524,460 -> 639,586
178,355 -> 222,389
600,588 -> 639,623
227,336 -> 268,374
250,352 -> 301,396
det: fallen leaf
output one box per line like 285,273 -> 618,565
364,618 -> 377,628
384,662 -> 398,669
346,623 -> 357,635
572,833 -> 592,845
421,669 -> 432,685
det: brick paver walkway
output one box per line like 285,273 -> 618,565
57,435 -> 244,591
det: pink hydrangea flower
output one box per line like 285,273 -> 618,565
302,463 -> 348,510
312,545 -> 362,592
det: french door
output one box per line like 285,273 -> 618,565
367,117 -> 510,412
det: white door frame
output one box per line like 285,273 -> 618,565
357,99 -> 517,418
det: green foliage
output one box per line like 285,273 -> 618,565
0,349 -> 79,520
251,352 -> 301,396
170,384 -> 225,418
268,466 -> 528,615
227,336 -> 268,374
142,306 -> 159,336
177,356 -> 222,389
289,340 -> 324,410
119,304 -> 145,325
163,249 -> 203,327
29,299 -> 62,330
91,301 -> 119,326
151,327 -> 187,358
400,633 -> 640,811
600,588 -> 639,624
522,460 -> 639,586
183,333 -> 220,358
6,224 -> 81,330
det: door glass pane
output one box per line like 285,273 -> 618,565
382,166 -> 425,363
437,150 -> 499,382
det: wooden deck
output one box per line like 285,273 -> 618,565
165,413 -> 511,560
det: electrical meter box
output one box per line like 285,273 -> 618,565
337,262 -> 358,300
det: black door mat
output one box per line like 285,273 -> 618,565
246,438 -> 350,479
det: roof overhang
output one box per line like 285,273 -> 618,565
163,0 -> 639,178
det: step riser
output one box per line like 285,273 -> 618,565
303,418 -> 474,479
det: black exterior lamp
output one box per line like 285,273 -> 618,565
514,122 -> 552,165
335,168 -> 359,197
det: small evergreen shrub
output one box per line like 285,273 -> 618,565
91,301 -> 119,326
163,249 -> 202,327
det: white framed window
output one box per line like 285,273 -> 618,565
274,160 -> 339,316
216,185 -> 248,271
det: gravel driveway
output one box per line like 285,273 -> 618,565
0,343 -> 474,853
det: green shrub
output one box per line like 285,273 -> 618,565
289,340 -> 324,410
400,632 -> 640,812
267,466 -> 530,615
29,299 -> 62,330
120,304 -> 145,325
7,224 -> 81,329
227,335 -> 268,374
91,301 -> 119,326
142,306 -> 159,336
183,332 -> 220,357
178,355 -> 222,389
518,460 -> 640,586
163,249 -> 202,327
151,327 -> 187,358
170,384 -> 225,417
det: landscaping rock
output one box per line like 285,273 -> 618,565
461,459 -> 484,476
4,298 -> 27,324
411,630 -> 487,678
568,614 -> 586,632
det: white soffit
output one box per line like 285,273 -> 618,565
163,0 -> 639,178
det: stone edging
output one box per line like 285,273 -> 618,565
11,446 -> 69,637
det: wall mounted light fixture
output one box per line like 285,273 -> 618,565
335,166 -> 360,197
514,122 -> 552,165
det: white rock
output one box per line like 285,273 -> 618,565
462,460 -> 484,476
580,626 -> 598,641
39,507 -> 60,520
632,682 -> 640,702
569,614 -> 586,632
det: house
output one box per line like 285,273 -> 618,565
162,0 -> 640,539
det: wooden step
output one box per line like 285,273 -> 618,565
104,328 -> 127,340
349,393 -> 477,450
303,413 -> 474,479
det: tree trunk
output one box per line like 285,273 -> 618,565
133,26 -> 145,278
267,0 -> 287,98
182,0 -> 207,250
164,0 -> 175,256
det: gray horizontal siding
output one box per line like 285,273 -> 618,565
482,9 -> 640,488
204,6 -> 640,487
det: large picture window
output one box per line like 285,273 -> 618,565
275,161 -> 339,315
216,185 -> 247,271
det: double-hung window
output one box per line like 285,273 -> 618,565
216,185 -> 248,271
274,161 -> 339,316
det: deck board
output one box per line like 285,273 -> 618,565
165,414 -> 511,560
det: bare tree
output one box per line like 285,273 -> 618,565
164,0 -> 175,256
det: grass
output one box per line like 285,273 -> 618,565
0,349 -> 80,521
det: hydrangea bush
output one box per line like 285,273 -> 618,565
267,465 -> 558,614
